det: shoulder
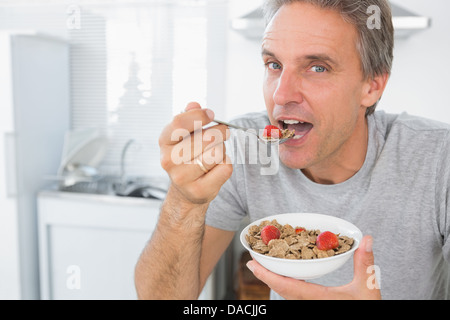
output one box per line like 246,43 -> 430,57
372,110 -> 450,180
372,111 -> 450,153
373,110 -> 450,137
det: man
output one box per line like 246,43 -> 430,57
135,0 -> 450,299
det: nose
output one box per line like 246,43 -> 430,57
273,69 -> 304,107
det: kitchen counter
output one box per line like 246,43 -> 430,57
39,189 -> 162,206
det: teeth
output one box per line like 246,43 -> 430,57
283,120 -> 304,124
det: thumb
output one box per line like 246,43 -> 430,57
183,102 -> 215,122
353,235 -> 379,287
184,101 -> 202,112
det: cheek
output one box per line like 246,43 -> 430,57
308,81 -> 361,125
303,79 -> 338,104
263,73 -> 272,95
263,76 -> 276,109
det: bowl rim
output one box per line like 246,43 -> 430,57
240,212 -> 363,264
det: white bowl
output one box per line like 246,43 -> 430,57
240,213 -> 363,280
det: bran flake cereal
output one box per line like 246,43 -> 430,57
245,219 -> 354,260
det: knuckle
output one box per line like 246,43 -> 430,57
158,134 -> 165,148
171,114 -> 186,130
223,163 -> 233,177
173,113 -> 183,125
160,152 -> 173,171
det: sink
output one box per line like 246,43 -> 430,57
58,176 -> 168,200
114,181 -> 167,200
58,177 -> 114,195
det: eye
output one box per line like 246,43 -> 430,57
310,65 -> 327,73
267,62 -> 282,70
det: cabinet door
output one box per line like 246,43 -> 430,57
48,224 -> 151,299
38,194 -> 160,300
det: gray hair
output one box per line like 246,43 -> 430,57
262,0 -> 394,115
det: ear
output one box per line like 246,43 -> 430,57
361,73 -> 389,108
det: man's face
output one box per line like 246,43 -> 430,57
263,2 -> 372,174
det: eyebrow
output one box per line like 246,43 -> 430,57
261,49 -> 337,66
261,49 -> 276,58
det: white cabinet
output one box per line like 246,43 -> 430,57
37,191 -> 214,300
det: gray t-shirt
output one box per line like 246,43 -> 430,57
205,110 -> 450,300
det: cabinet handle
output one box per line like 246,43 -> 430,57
4,132 -> 17,198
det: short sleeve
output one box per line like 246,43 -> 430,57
205,136 -> 248,232
436,131 -> 450,263
205,172 -> 247,231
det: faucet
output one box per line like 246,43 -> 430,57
120,139 -> 136,185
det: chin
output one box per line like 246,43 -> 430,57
279,148 -> 309,170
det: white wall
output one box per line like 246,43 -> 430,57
225,0 -> 450,124
381,0 -> 450,123
226,0 -> 265,120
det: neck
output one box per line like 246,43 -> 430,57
301,116 -> 369,185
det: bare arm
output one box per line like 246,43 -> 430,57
135,188 -> 234,299
134,103 -> 233,299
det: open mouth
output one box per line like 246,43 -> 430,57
278,119 -> 313,139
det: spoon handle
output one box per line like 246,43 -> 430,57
213,119 -> 251,132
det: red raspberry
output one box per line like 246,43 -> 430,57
316,231 -> 339,251
260,225 -> 281,245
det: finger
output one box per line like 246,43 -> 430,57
172,154 -> 233,204
169,142 -> 229,186
192,155 -> 233,200
159,107 -> 215,146
161,125 -> 229,174
174,124 -> 229,162
200,141 -> 229,168
353,236 -> 375,282
352,235 -> 381,298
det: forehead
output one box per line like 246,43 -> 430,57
262,2 -> 359,60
